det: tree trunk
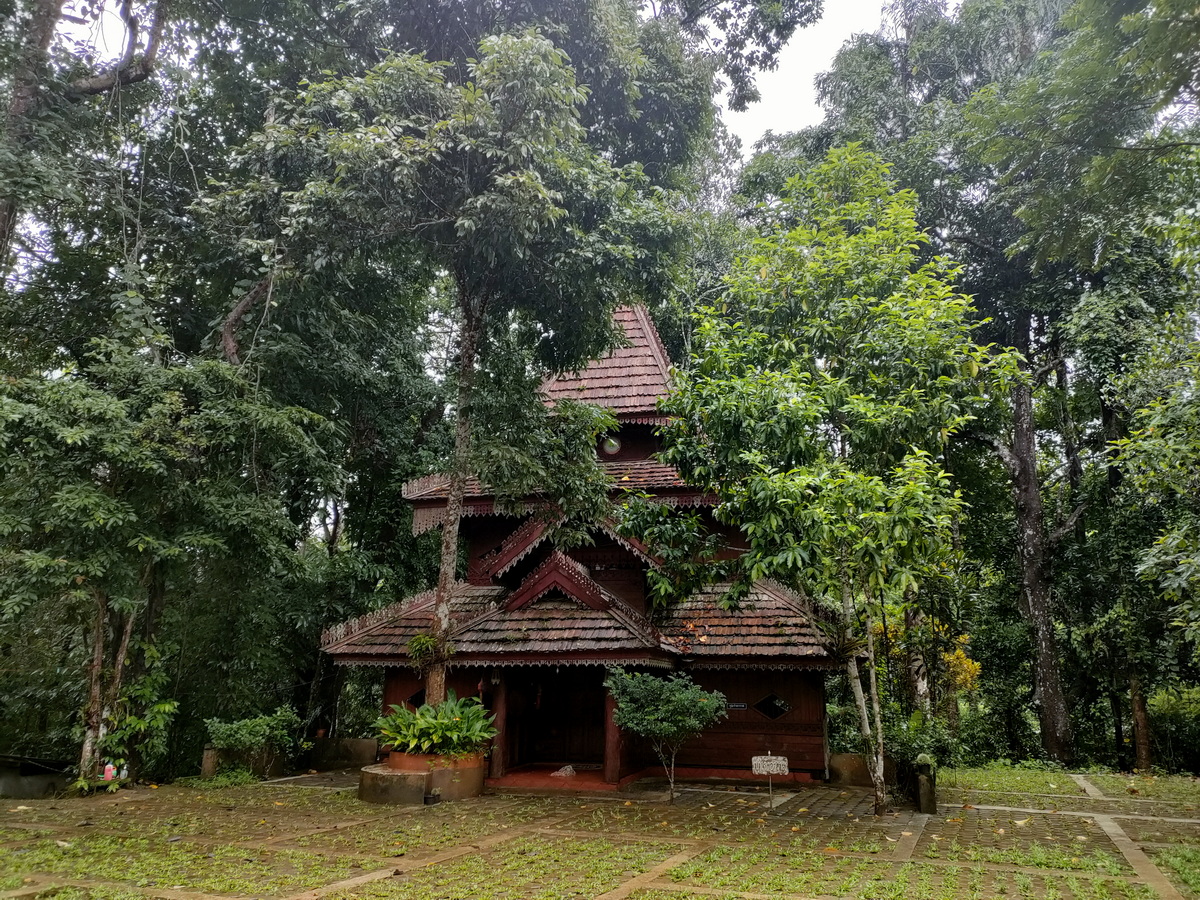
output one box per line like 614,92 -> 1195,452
903,606 -> 931,715
841,571 -> 887,814
1010,318 -> 1073,763
0,0 -> 67,269
1109,688 -> 1125,769
1129,669 -> 1153,772
863,612 -> 888,815
79,591 -> 109,781
426,292 -> 485,705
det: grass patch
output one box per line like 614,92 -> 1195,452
292,798 -> 556,857
940,767 -> 1086,796
1089,774 -> 1200,805
330,835 -> 673,900
1157,844 -> 1200,895
0,834 -> 366,894
174,767 -> 261,789
0,825 -> 39,841
923,837 -> 1126,874
32,889 -> 162,900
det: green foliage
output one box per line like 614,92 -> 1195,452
658,145 -> 1013,604
1147,687 -> 1200,774
605,668 -> 727,747
605,668 -> 725,799
885,708 -> 959,769
176,767 -> 261,789
406,634 -> 444,675
205,707 -> 302,754
374,691 -> 498,757
99,643 -> 180,773
966,0 -> 1199,267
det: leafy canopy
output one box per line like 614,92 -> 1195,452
658,145 -> 1015,604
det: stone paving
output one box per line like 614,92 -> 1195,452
0,771 -> 1197,899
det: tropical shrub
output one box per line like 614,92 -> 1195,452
204,707 -> 301,754
375,691 -> 497,757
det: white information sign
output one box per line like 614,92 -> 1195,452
751,755 -> 789,776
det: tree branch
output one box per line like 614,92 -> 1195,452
1048,502 -> 1088,548
221,275 -> 273,366
66,0 -> 168,99
962,430 -> 1019,477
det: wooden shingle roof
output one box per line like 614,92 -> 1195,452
658,581 -> 836,668
541,306 -> 672,421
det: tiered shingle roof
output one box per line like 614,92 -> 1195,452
657,581 -> 834,668
541,305 -> 672,422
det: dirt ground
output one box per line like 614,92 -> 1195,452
2,769 -> 1198,899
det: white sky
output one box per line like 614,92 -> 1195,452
724,0 -> 888,154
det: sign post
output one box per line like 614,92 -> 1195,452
751,753 -> 789,810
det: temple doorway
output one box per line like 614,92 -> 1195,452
505,669 -> 606,768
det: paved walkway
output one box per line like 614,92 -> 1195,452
0,773 -> 1195,899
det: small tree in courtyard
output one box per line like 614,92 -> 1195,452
604,668 -> 727,802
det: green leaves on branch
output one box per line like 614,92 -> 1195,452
653,145 -> 1016,606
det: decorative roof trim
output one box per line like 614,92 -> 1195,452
615,414 -> 671,425
480,515 -> 558,577
597,518 -> 662,569
505,551 -> 609,612
331,656 -> 676,669
685,660 -> 842,671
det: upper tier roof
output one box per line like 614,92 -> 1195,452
540,305 -> 672,421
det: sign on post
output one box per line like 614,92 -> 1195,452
751,755 -> 789,776
752,754 -> 789,811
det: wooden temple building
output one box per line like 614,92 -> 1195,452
322,306 -> 838,787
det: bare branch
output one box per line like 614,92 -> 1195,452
221,275 -> 274,366
66,0 -> 168,98
1048,502 -> 1088,548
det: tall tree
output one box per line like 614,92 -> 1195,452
209,32 -> 677,703
656,147 -> 1013,811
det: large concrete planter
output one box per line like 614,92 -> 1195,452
308,737 -> 378,770
358,765 -> 426,805
386,751 -> 487,801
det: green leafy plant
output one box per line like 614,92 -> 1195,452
604,668 -> 727,802
205,707 -> 301,754
375,690 -> 497,757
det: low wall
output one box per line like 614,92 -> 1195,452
309,738 -> 378,770
827,752 -> 897,787
0,756 -> 72,799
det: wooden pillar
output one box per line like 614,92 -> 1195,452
603,690 -> 623,784
489,671 -> 508,779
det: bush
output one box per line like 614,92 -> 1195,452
205,707 -> 301,754
375,691 -> 497,757
885,708 -> 960,768
605,668 -> 726,802
1149,687 -> 1200,773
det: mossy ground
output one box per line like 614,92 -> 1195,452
1,771 -> 1195,899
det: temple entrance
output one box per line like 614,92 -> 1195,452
505,669 -> 606,767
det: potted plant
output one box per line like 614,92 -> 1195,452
374,690 -> 497,801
